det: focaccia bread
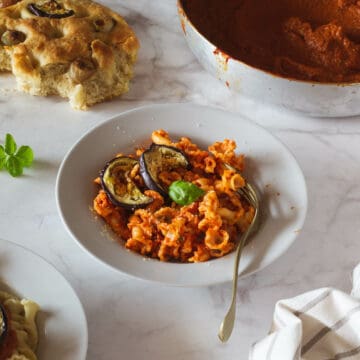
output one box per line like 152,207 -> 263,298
0,1 -> 20,8
0,0 -> 139,110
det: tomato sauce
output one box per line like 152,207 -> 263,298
182,0 -> 360,82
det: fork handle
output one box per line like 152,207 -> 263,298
218,205 -> 259,342
218,233 -> 247,342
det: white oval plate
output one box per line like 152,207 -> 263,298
0,239 -> 88,359
56,104 -> 307,286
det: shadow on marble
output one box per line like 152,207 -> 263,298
32,159 -> 61,173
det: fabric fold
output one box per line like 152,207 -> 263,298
250,264 -> 360,360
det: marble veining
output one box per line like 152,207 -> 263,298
1,1 -> 360,359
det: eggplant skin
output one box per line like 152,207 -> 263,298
139,144 -> 190,198
100,156 -> 153,210
0,304 -> 8,345
27,3 -> 75,18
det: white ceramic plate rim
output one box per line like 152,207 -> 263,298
56,103 -> 308,287
0,238 -> 88,359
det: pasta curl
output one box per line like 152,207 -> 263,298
93,130 -> 254,262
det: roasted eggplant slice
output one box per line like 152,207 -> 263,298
139,144 -> 190,197
28,1 -> 74,19
101,156 -> 153,209
0,304 -> 8,345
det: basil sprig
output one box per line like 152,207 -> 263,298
0,134 -> 34,177
169,180 -> 205,205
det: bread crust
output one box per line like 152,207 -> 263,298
0,0 -> 20,8
0,0 -> 139,109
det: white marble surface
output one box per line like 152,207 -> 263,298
1,1 -> 360,359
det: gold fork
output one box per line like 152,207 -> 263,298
218,171 -> 260,343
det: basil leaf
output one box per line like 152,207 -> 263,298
15,146 -> 34,167
0,146 -> 5,170
169,180 -> 205,206
5,133 -> 17,155
5,155 -> 23,177
0,158 -> 6,170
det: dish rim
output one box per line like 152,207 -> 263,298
56,103 -> 308,286
0,238 -> 88,359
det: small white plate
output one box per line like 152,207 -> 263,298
0,239 -> 88,359
56,103 -> 307,286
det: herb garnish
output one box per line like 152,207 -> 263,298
169,180 -> 205,206
0,134 -> 34,177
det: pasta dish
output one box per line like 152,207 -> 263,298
93,130 -> 255,263
0,290 -> 39,360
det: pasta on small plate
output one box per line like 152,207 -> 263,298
0,239 -> 88,359
56,104 -> 308,286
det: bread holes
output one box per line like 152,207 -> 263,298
69,57 -> 96,83
0,0 -> 139,109
41,62 -> 69,76
48,26 -> 64,39
93,17 -> 115,32
1,29 -> 26,45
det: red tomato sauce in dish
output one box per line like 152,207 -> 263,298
182,0 -> 360,82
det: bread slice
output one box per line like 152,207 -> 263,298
0,0 -> 139,109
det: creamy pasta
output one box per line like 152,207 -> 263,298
93,130 -> 255,263
0,291 -> 39,360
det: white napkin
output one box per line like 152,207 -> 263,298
249,264 -> 360,360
